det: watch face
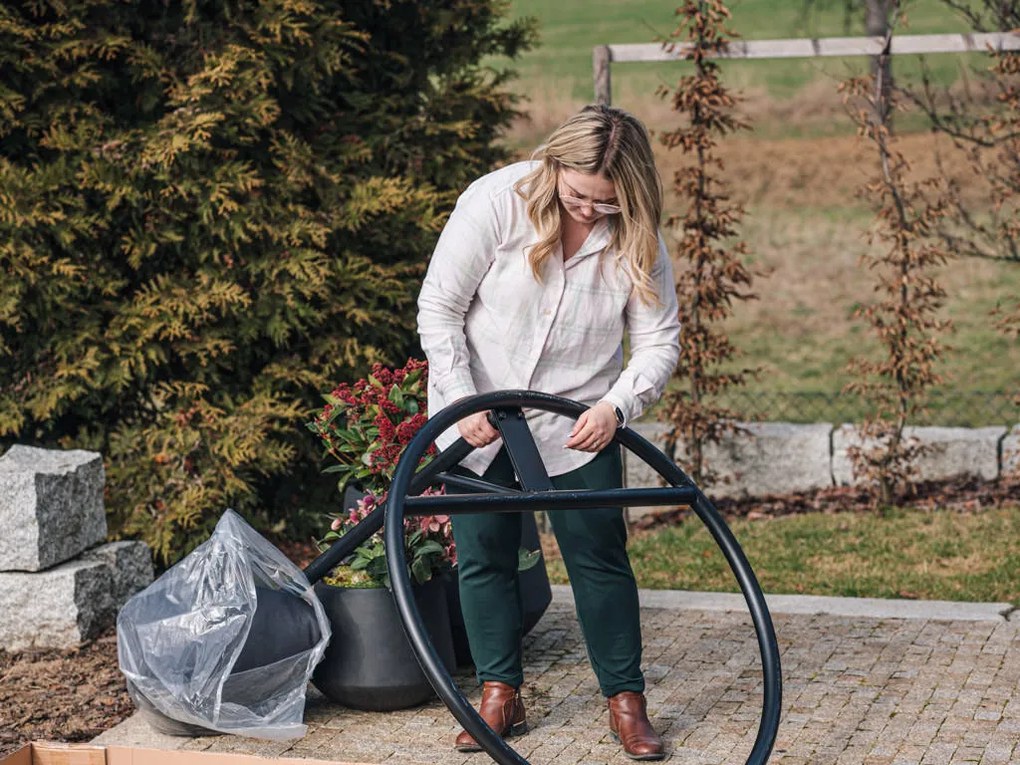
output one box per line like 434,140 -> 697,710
615,407 -> 625,425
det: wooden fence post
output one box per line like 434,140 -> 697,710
593,45 -> 611,105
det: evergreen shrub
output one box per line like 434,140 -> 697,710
0,0 -> 533,563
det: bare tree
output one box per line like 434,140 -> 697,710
902,2 -> 1018,264
799,0 -> 898,125
839,3 -> 955,505
657,0 -> 757,486
865,0 -> 896,125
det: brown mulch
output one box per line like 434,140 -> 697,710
0,628 -> 134,756
2,476 -> 1017,757
629,476 -> 1020,530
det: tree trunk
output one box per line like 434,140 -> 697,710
866,0 -> 894,129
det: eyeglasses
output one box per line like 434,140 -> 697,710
558,192 -> 622,216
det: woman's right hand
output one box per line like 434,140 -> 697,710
457,411 -> 501,448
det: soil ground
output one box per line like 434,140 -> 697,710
0,629 -> 132,756
2,477 -> 1017,758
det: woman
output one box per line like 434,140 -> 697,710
417,104 -> 680,760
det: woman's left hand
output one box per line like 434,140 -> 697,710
565,401 -> 618,452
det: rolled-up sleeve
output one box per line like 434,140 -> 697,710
599,237 -> 680,423
417,183 -> 501,402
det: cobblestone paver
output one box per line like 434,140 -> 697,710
95,591 -> 1019,764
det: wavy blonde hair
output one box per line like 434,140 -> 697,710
514,104 -> 664,305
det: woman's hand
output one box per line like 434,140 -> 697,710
457,411 -> 501,448
565,401 -> 618,452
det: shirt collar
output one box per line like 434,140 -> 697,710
564,218 -> 612,269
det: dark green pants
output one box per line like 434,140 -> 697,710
451,446 -> 644,697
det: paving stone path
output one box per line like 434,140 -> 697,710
95,587 -> 1019,765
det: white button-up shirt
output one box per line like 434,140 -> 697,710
417,161 -> 680,477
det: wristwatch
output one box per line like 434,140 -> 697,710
613,406 -> 625,427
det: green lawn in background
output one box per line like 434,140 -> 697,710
543,505 -> 1020,604
708,208 -> 1020,426
500,0 -> 983,113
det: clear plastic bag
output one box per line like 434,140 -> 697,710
117,509 -> 330,740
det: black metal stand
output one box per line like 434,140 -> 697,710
382,390 -> 782,765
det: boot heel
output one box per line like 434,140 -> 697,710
453,681 -> 528,752
608,691 -> 665,761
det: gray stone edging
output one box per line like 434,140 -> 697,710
0,540 -> 153,650
550,584 -> 1016,623
0,444 -> 107,572
625,420 -> 1019,507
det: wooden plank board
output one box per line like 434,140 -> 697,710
605,31 -> 1020,62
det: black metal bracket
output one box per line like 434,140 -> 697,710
489,406 -> 555,491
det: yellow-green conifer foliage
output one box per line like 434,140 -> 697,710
0,0 -> 534,563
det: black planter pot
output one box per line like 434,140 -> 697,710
339,485 -> 552,672
128,585 -> 325,736
444,512 -> 553,668
312,575 -> 457,711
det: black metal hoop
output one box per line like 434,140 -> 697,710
383,390 -> 781,765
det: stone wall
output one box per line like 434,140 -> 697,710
1003,425 -> 1020,476
0,445 -> 153,650
625,421 -> 1018,516
831,425 -> 1006,485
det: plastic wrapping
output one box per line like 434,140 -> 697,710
117,509 -> 330,740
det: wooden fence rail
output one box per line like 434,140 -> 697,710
594,31 -> 1020,104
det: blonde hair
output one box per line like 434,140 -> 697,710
514,104 -> 664,305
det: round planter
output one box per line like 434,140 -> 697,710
312,575 -> 457,711
518,510 -> 553,635
128,585 -> 325,736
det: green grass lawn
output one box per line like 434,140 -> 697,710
499,0 -> 986,121
708,207 -> 1020,426
543,505 -> 1020,604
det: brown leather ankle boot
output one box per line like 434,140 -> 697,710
454,681 -> 527,752
608,691 -> 664,761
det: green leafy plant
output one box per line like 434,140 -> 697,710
308,358 -> 452,588
307,357 -> 540,587
320,491 -> 455,589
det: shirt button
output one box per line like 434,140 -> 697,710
542,309 -> 552,316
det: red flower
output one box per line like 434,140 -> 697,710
308,359 -> 456,586
395,419 -> 419,445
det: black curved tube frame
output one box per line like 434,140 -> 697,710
380,390 -> 782,765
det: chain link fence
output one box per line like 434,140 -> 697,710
711,390 -> 1019,428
